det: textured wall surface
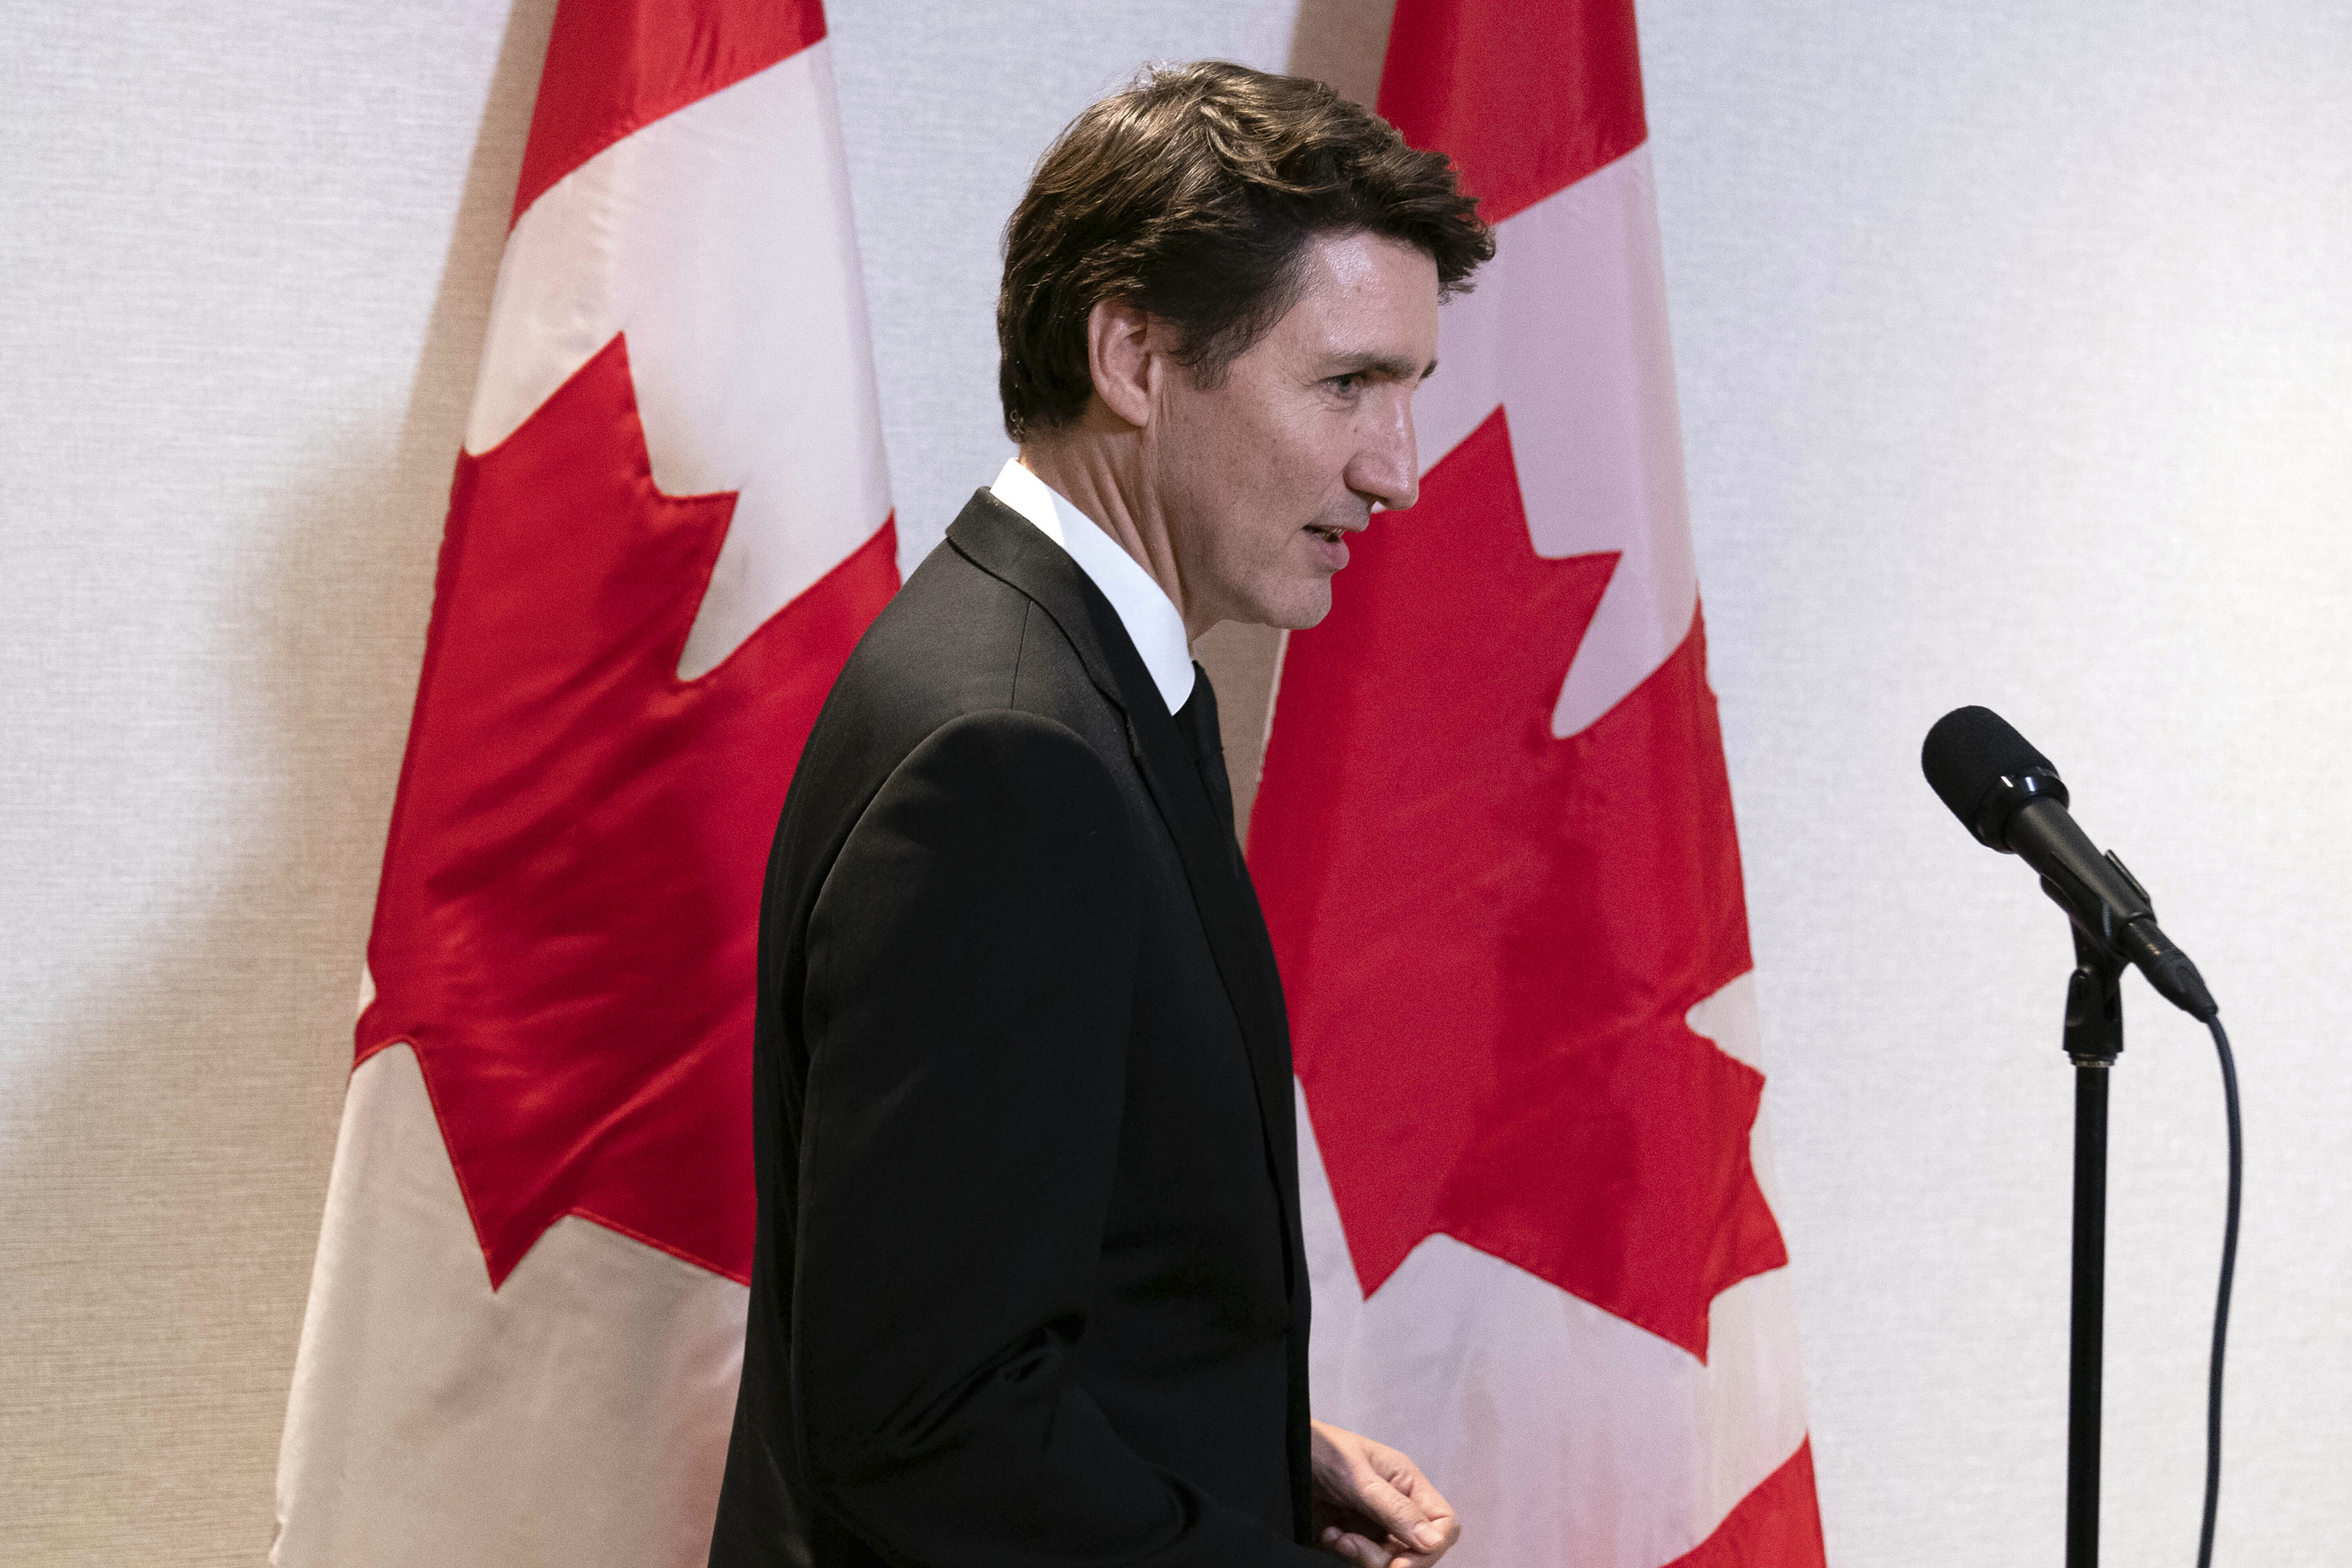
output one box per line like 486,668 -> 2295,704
2,1 -> 2346,1563
1,5 -> 554,1561
1639,5 -> 2352,1561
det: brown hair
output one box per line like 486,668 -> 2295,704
996,60 -> 1494,441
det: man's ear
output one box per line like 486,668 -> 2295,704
1084,298 -> 1158,428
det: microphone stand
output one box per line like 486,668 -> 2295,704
2060,916 -> 2127,1568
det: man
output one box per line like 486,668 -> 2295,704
710,62 -> 1492,1568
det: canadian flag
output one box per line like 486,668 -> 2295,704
1248,2 -> 1826,1564
273,2 -> 895,1563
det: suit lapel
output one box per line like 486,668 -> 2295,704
947,493 -> 1306,1277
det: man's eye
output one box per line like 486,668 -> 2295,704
1328,373 -> 1363,394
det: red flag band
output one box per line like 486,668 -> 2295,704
276,4 -> 893,1562
1253,2 -> 1826,1562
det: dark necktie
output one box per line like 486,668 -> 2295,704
1173,661 -> 1239,853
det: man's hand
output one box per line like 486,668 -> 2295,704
1308,1420 -> 1459,1567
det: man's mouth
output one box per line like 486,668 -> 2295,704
1306,523 -> 1348,544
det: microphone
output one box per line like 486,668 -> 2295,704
1923,705 -> 2217,1020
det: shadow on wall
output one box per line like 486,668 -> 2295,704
0,0 -> 555,1559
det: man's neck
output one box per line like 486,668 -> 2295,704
1016,437 -> 1209,641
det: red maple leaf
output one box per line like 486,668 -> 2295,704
1249,407 -> 1784,1359
359,333 -> 897,1286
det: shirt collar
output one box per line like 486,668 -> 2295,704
990,457 -> 1195,715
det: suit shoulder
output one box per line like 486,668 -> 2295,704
779,535 -> 1122,858
835,541 -> 1030,723
822,541 -> 1111,753
874,708 -> 1133,855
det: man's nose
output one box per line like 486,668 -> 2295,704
1350,393 -> 1420,513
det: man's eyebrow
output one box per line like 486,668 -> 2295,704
1326,353 -> 1442,381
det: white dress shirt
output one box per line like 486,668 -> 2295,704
990,457 -> 1195,715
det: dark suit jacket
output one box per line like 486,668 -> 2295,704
708,492 -> 1324,1568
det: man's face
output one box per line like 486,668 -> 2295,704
1146,230 -> 1440,631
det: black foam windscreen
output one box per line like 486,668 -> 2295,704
1922,705 -> 2059,832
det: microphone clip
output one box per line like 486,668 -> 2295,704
2061,918 -> 2127,1067
2050,850 -> 2150,1064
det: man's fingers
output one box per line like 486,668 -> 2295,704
1352,1470 -> 1446,1552
1320,1527 -> 1395,1567
1372,1449 -> 1455,1516
1310,1422 -> 1457,1561
1366,1450 -> 1456,1553
1325,1535 -> 1452,1568
1397,1478 -> 1457,1551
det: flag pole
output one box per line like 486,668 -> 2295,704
2061,924 -> 2126,1568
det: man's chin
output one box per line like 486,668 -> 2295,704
1209,572 -> 1335,634
1261,580 -> 1334,631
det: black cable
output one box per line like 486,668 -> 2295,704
2197,1015 -> 2241,1568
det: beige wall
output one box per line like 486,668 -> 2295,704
2,3 -> 549,1560
4,1 -> 2347,1562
